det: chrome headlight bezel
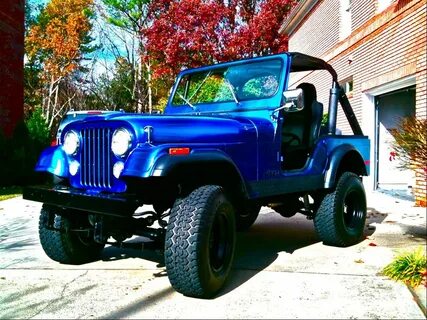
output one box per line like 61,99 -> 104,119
111,128 -> 132,157
63,130 -> 80,156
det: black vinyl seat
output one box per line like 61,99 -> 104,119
281,83 -> 323,170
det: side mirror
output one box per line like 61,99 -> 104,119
280,88 -> 304,112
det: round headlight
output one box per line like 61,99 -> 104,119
111,128 -> 132,157
63,130 -> 79,155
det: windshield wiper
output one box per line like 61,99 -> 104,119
224,79 -> 239,105
177,93 -> 196,110
188,71 -> 212,102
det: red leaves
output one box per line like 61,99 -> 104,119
144,0 -> 297,79
368,242 -> 378,247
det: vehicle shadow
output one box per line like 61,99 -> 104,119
364,206 -> 388,236
221,211 -> 319,296
97,206 -> 388,298
101,240 -> 165,266
221,207 -> 388,297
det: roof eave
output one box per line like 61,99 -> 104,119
279,0 -> 319,35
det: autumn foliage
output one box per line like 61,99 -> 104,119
26,0 -> 94,79
25,0 -> 94,129
23,0 -> 297,126
144,0 -> 297,78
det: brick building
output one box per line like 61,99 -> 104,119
280,0 -> 426,205
0,0 -> 24,137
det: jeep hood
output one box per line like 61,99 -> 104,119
67,114 -> 258,144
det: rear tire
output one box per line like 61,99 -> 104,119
314,172 -> 367,247
165,185 -> 236,298
39,206 -> 104,264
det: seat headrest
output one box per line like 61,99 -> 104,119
296,82 -> 317,107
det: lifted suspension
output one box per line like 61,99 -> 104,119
42,207 -> 168,249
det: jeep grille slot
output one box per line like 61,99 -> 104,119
80,128 -> 112,188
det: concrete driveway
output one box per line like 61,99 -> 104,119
0,193 -> 425,319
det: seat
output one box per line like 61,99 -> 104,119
281,83 -> 323,170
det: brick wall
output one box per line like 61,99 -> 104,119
0,0 -> 24,137
285,0 -> 427,205
414,168 -> 426,207
352,0 -> 377,31
289,0 -> 341,58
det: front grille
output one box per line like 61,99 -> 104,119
80,128 -> 113,188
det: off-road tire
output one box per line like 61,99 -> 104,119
165,185 -> 236,298
39,206 -> 105,264
314,172 -> 367,247
235,203 -> 261,231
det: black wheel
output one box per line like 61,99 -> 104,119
235,203 -> 261,231
314,172 -> 367,247
39,206 -> 105,264
165,185 -> 236,298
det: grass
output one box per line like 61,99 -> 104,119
382,247 -> 427,287
0,186 -> 22,201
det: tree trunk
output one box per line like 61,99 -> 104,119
48,83 -> 60,129
136,61 -> 144,113
147,59 -> 152,114
45,75 -> 56,124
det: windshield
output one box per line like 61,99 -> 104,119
171,59 -> 282,108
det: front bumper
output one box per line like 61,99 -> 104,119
23,185 -> 141,217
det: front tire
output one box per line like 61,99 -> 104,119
165,185 -> 236,298
314,172 -> 367,247
39,206 -> 105,264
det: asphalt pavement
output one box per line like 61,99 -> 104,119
0,191 -> 425,319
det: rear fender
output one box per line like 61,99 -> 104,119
324,144 -> 368,188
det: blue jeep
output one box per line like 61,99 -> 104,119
24,52 -> 370,298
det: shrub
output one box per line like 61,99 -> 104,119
26,107 -> 50,146
391,116 -> 427,171
382,247 -> 427,287
0,108 -> 50,187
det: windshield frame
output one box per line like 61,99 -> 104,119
165,54 -> 289,115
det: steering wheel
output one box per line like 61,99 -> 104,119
282,133 -> 301,146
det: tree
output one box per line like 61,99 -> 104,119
100,0 -> 154,113
26,0 -> 95,129
85,57 -> 137,112
145,0 -> 297,79
226,0 -> 295,57
145,0 -> 230,77
24,0 -> 45,118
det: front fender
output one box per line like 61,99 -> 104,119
121,146 -> 165,178
150,151 -> 240,178
35,146 -> 69,177
150,150 -> 249,197
122,147 -> 243,179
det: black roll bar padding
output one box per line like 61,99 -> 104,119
338,86 -> 364,136
327,81 -> 364,136
327,81 -> 339,135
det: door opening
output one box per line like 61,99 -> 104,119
374,86 -> 416,195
